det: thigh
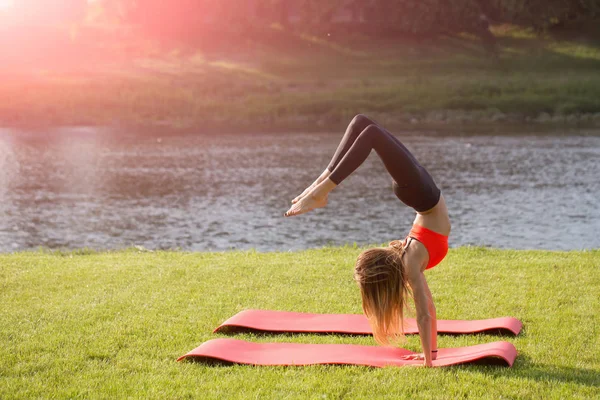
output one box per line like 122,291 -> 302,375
378,127 -> 420,165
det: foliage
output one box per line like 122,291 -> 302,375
2,31 -> 600,129
491,0 -> 600,30
98,0 -> 599,38
10,0 -> 87,25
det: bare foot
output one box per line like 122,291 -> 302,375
284,192 -> 328,217
291,184 -> 317,204
291,169 -> 331,204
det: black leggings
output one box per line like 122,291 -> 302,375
326,115 -> 441,212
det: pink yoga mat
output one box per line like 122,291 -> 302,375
214,310 -> 523,335
178,338 -> 517,367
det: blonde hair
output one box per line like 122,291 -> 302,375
353,242 -> 411,345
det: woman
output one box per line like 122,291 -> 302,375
284,114 -> 451,367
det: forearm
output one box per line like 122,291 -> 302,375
416,312 -> 433,365
430,300 -> 438,360
407,269 -> 436,366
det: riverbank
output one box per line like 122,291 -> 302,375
1,248 -> 598,399
2,26 -> 600,131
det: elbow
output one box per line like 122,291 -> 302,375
429,301 -> 436,315
417,312 -> 431,326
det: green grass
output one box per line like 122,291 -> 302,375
1,247 -> 599,399
2,25 -> 600,130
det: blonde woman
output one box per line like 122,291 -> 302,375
285,114 -> 451,367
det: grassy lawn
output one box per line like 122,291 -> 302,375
1,25 -> 600,130
0,247 -> 598,399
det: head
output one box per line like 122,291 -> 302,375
353,241 -> 411,345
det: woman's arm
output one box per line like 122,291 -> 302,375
422,277 -> 438,360
406,267 -> 434,366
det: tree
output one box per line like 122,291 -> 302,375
12,0 -> 87,26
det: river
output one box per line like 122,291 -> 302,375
0,126 -> 598,252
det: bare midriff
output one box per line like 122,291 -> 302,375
413,194 -> 451,236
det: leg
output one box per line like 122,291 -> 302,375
329,124 -> 439,211
326,114 -> 377,173
328,124 -> 419,187
285,124 -> 421,217
291,114 -> 376,204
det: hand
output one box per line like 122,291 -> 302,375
401,353 -> 433,367
401,353 -> 424,361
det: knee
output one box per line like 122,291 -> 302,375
360,124 -> 383,138
355,124 -> 384,146
350,114 -> 374,132
392,179 -> 405,197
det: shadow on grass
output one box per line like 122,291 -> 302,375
181,355 -> 513,369
180,357 -> 235,368
215,326 -> 520,337
479,354 -> 600,388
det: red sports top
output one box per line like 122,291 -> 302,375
408,224 -> 449,269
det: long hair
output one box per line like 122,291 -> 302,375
353,242 -> 411,345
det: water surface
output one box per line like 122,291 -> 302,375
0,127 -> 598,252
